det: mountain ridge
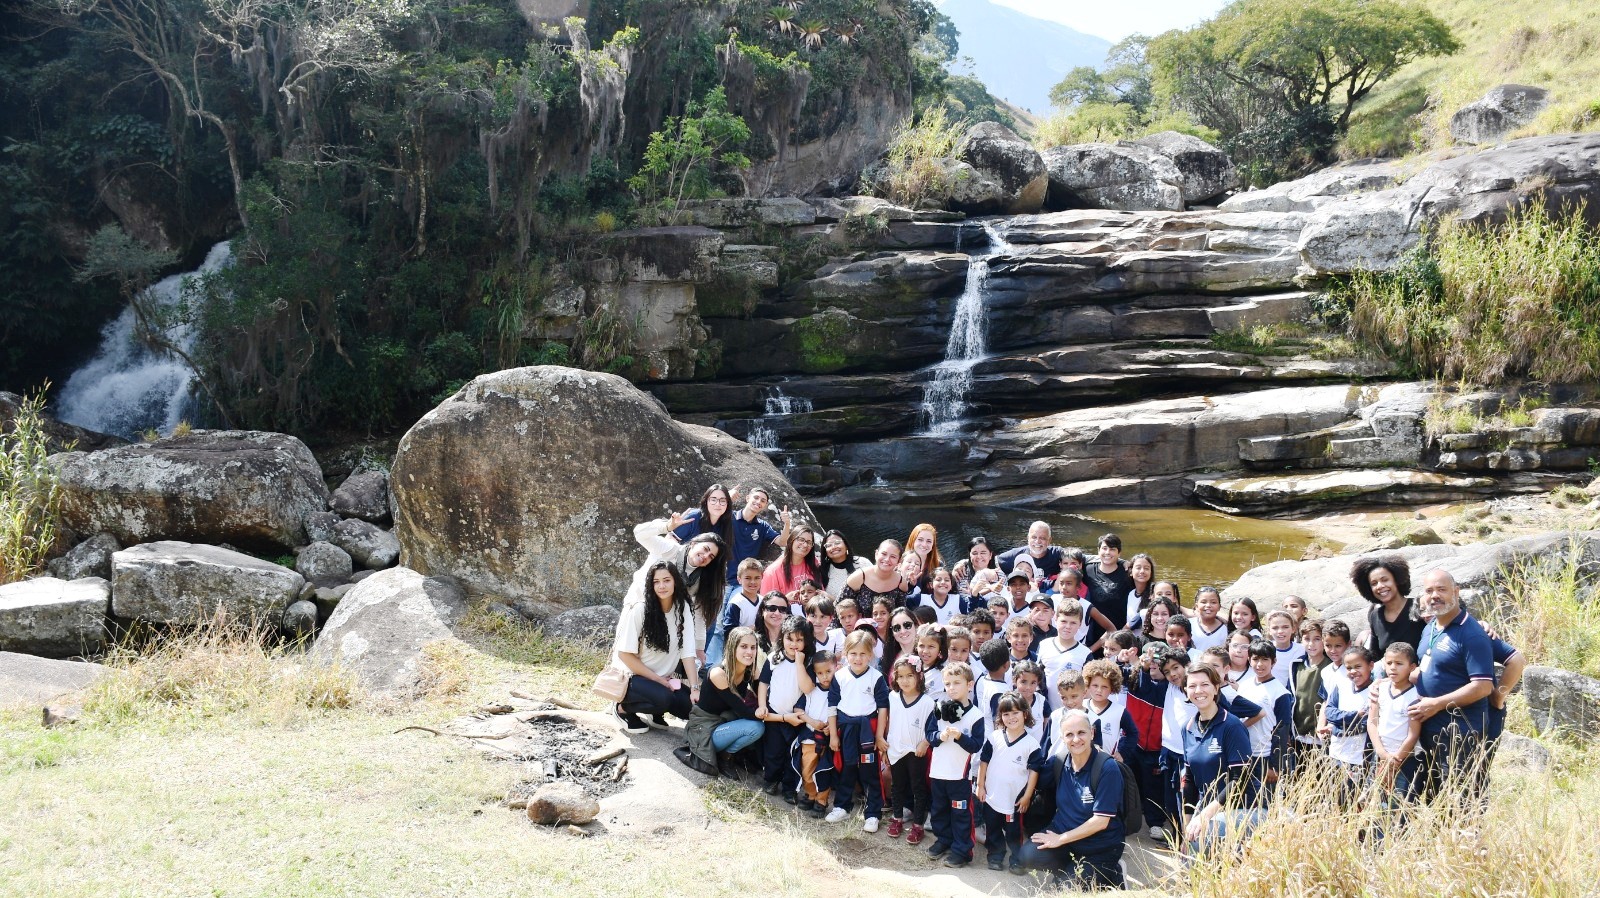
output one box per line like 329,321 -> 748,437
938,0 -> 1111,115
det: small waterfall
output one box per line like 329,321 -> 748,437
746,384 -> 813,457
920,221 -> 1011,433
57,241 -> 233,439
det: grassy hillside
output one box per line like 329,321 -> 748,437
1343,0 -> 1600,157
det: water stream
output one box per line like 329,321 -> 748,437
920,220 -> 1011,434
57,241 -> 232,439
747,384 -> 813,454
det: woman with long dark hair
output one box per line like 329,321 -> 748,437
761,525 -> 820,595
818,529 -> 869,597
671,483 -> 735,547
950,536 -> 999,598
839,539 -> 909,615
611,561 -> 700,734
631,514 -> 728,661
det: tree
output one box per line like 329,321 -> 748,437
628,87 -> 752,222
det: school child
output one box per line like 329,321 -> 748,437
967,609 -> 997,648
1237,640 -> 1294,805
926,662 -> 987,868
1028,596 -> 1057,652
1229,597 -> 1263,640
1007,660 -> 1049,746
1105,628 -> 1144,684
1319,646 -> 1376,791
1198,646 -> 1267,727
1321,620 -> 1353,697
912,604 -> 939,627
917,623 -> 950,700
1003,615 -> 1038,676
1289,618 -> 1332,768
869,596 -> 895,655
807,596 -> 841,656
796,650 -> 838,816
976,693 -> 1047,873
832,597 -> 862,646
756,616 -> 815,798
1045,670 -> 1089,757
987,594 -> 1012,635
921,567 -> 968,625
1129,646 -> 1193,840
1368,642 -> 1422,800
1164,615 -> 1193,651
1037,601 -> 1090,710
1263,611 -> 1306,683
1281,595 -> 1309,628
825,631 -> 891,830
1190,586 -> 1230,653
1225,631 -> 1252,683
710,558 -> 765,663
976,637 -> 1013,713
946,625 -> 974,667
1081,658 -> 1140,762
885,656 -> 935,843
1141,598 -> 1178,644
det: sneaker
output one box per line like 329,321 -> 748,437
863,817 -> 879,834
986,856 -> 1005,872
1148,824 -> 1168,842
926,840 -> 949,860
784,790 -> 798,805
806,802 -> 828,819
797,797 -> 816,813
944,854 -> 972,868
907,824 -> 925,845
886,818 -> 904,838
1009,859 -> 1024,876
612,703 -> 648,735
645,713 -> 670,730
824,807 -> 849,824
763,781 -> 783,796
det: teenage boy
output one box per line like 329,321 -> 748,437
1238,640 -> 1294,805
1289,618 -> 1332,770
1037,601 -> 1091,710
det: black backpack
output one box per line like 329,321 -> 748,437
1051,744 -> 1143,839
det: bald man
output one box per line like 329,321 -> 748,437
1408,569 -> 1496,800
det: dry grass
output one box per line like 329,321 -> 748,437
0,388 -> 65,584
1478,546 -> 1600,680
877,107 -> 964,208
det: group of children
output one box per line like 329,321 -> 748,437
717,554 -> 1434,874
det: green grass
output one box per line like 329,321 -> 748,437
1479,546 -> 1600,680
1344,0 -> 1600,157
1208,322 -> 1367,362
0,388 -> 66,583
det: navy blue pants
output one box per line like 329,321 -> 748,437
930,778 -> 975,860
619,675 -> 692,720
1018,839 -> 1125,888
762,721 -> 800,790
832,714 -> 883,816
982,805 -> 1023,861
1159,747 -> 1185,829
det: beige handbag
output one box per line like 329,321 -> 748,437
591,663 -> 630,703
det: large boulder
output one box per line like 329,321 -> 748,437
52,431 -> 330,552
390,366 -> 810,617
309,566 -> 467,697
46,531 -> 121,581
295,541 -> 354,587
111,541 -> 305,626
0,651 -> 106,707
329,470 -> 391,524
331,519 -> 400,570
1450,84 -> 1550,146
1132,131 -> 1238,205
1042,143 -> 1185,211
1521,665 -> 1600,736
0,577 -> 110,658
953,122 -> 1048,215
541,604 -> 622,648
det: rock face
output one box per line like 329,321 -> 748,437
390,366 -> 811,615
952,122 -> 1048,215
541,604 -> 622,648
46,532 -> 121,582
309,567 -> 466,696
53,431 -> 330,552
526,780 -> 601,826
1042,143 -> 1185,211
0,651 -> 106,706
331,520 -> 400,570
111,541 -> 305,626
1132,131 -> 1238,205
1450,84 -> 1550,145
329,470 -> 391,524
1522,665 -> 1600,736
0,577 -> 110,658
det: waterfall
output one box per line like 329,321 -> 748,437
747,384 -> 813,455
920,221 -> 1010,433
57,241 -> 233,439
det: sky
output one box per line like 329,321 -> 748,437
990,0 -> 1231,42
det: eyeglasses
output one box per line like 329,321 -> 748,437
891,622 -> 917,633
763,605 -> 788,614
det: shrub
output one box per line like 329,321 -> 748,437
0,389 -> 66,584
1479,547 -> 1600,680
877,106 -> 963,207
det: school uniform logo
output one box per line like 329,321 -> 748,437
1079,787 -> 1094,805
1207,740 -> 1222,755
952,799 -> 968,810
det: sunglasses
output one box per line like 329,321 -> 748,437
763,605 -> 788,614
891,621 -> 917,633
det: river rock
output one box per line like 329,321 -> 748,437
330,470 -> 391,524
309,566 -> 467,697
526,780 -> 600,826
1132,131 -> 1238,205
1521,665 -> 1600,736
1042,143 -> 1185,211
110,541 -> 304,626
390,366 -> 811,616
1450,84 -> 1550,146
541,604 -> 622,648
1221,160 -> 1406,213
954,122 -> 1047,215
304,511 -> 340,544
52,430 -> 330,552
46,532 -> 121,581
295,541 -> 354,586
281,599 -> 319,638
332,519 -> 400,570
0,576 -> 110,658
0,651 -> 106,707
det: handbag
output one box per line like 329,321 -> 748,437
591,662 -> 630,703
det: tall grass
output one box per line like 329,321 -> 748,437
877,107 -> 964,208
1185,752 -> 1599,897
0,388 -> 66,583
1478,547 -> 1600,679
1337,203 -> 1600,385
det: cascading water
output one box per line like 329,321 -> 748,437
57,241 -> 233,439
746,384 -> 813,456
920,221 -> 1011,433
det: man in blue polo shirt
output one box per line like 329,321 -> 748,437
722,486 -> 791,580
1020,710 -> 1124,889
1408,568 -> 1495,800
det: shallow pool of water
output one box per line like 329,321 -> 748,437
813,504 -> 1316,599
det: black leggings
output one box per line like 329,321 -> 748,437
888,753 -> 931,822
620,675 -> 692,720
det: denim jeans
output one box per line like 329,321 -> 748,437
711,718 -> 764,753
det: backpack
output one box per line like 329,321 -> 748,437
1052,744 -> 1143,839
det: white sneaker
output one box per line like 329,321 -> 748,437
863,817 -> 880,833
1148,825 -> 1168,842
824,807 -> 849,824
